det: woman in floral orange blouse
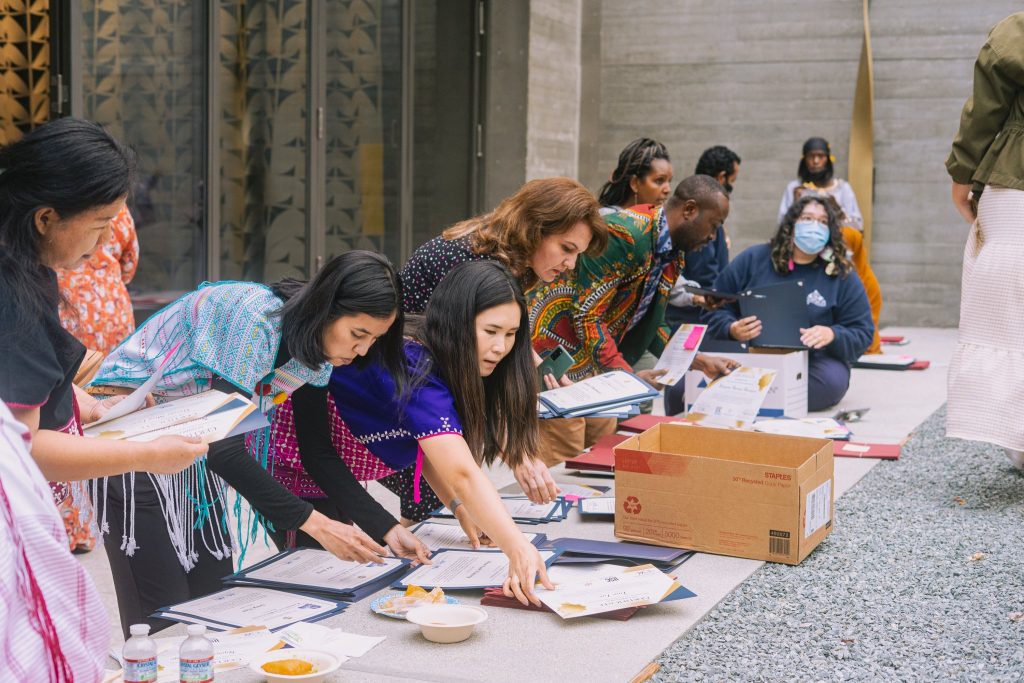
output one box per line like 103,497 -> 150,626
54,203 -> 138,552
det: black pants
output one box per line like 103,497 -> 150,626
103,473 -> 232,637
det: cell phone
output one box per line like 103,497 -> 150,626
537,345 -> 575,386
681,284 -> 740,303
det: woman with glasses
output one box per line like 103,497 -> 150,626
703,194 -> 873,411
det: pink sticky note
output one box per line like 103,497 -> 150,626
682,326 -> 704,351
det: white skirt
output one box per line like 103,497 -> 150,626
947,186 -> 1024,450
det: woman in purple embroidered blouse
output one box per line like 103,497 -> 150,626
265,261 -> 555,605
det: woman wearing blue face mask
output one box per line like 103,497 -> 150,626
702,195 -> 873,410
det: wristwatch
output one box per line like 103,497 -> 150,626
449,497 -> 463,514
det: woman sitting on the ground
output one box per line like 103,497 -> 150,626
703,194 -> 873,411
259,260 -> 556,606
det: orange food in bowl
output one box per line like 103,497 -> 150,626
261,659 -> 315,676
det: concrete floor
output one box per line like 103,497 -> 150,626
86,327 -> 958,681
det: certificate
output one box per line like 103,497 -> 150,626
685,366 -> 776,429
653,324 -> 707,387
226,548 -> 407,596
538,371 -> 657,415
154,586 -> 346,631
538,565 -> 681,619
753,417 -> 851,440
434,497 -> 564,522
411,521 -> 540,551
579,497 -> 616,515
84,390 -> 260,443
393,549 -> 559,590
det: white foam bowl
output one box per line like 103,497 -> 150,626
249,648 -> 342,682
405,604 -> 488,643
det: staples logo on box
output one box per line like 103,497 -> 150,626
765,472 -> 792,481
623,496 -> 642,515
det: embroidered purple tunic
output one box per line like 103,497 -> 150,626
265,341 -> 463,499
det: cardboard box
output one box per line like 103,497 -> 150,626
614,423 -> 833,565
685,348 -> 808,418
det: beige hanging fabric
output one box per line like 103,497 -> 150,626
848,0 -> 875,253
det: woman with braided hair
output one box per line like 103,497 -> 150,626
598,137 -> 674,213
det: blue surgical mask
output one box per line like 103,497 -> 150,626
793,220 -> 830,255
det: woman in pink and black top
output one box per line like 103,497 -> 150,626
259,261 -> 555,605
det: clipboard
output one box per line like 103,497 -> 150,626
738,280 -> 810,350
681,284 -> 740,303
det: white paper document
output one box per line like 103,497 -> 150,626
685,366 -> 776,429
413,521 -> 538,551
579,497 -> 616,515
158,586 -> 341,630
86,340 -> 185,427
538,564 -> 680,619
539,371 -> 655,414
278,622 -> 384,658
653,323 -> 707,386
84,390 -> 258,443
240,548 -> 404,592
753,417 -> 850,440
396,549 -> 557,589
436,497 -> 560,521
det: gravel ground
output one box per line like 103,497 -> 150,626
654,406 -> 1024,683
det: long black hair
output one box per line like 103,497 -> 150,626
598,137 -> 671,208
0,118 -> 135,329
797,137 -> 834,185
770,194 -> 851,277
414,260 -> 538,468
271,250 -> 406,392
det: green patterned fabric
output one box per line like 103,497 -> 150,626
529,205 -> 683,380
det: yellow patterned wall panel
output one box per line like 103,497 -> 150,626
0,0 -> 50,145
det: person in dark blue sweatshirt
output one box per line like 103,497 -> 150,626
703,193 -> 873,411
666,145 -> 741,329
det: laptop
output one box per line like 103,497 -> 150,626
738,280 -> 811,350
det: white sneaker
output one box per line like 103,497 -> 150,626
1003,448 -> 1024,471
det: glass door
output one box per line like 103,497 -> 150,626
62,0 -> 483,294
79,0 -> 208,297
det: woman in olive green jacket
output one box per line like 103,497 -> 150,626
945,12 -> 1024,471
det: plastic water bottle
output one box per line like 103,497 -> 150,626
122,623 -> 158,683
178,623 -> 215,682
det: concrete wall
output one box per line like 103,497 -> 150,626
590,0 -> 1021,327
483,2 -> 1020,326
869,1 -> 1020,326
526,0 -> 583,179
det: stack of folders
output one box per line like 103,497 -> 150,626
563,433 -> 631,474
577,496 -> 616,517
431,496 -> 572,525
545,538 -> 694,569
221,548 -> 411,602
538,370 -> 659,419
152,585 -> 349,632
410,521 -> 547,551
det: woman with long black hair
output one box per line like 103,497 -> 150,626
259,261 -> 556,605
91,250 -> 432,635
0,116 -> 210,682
